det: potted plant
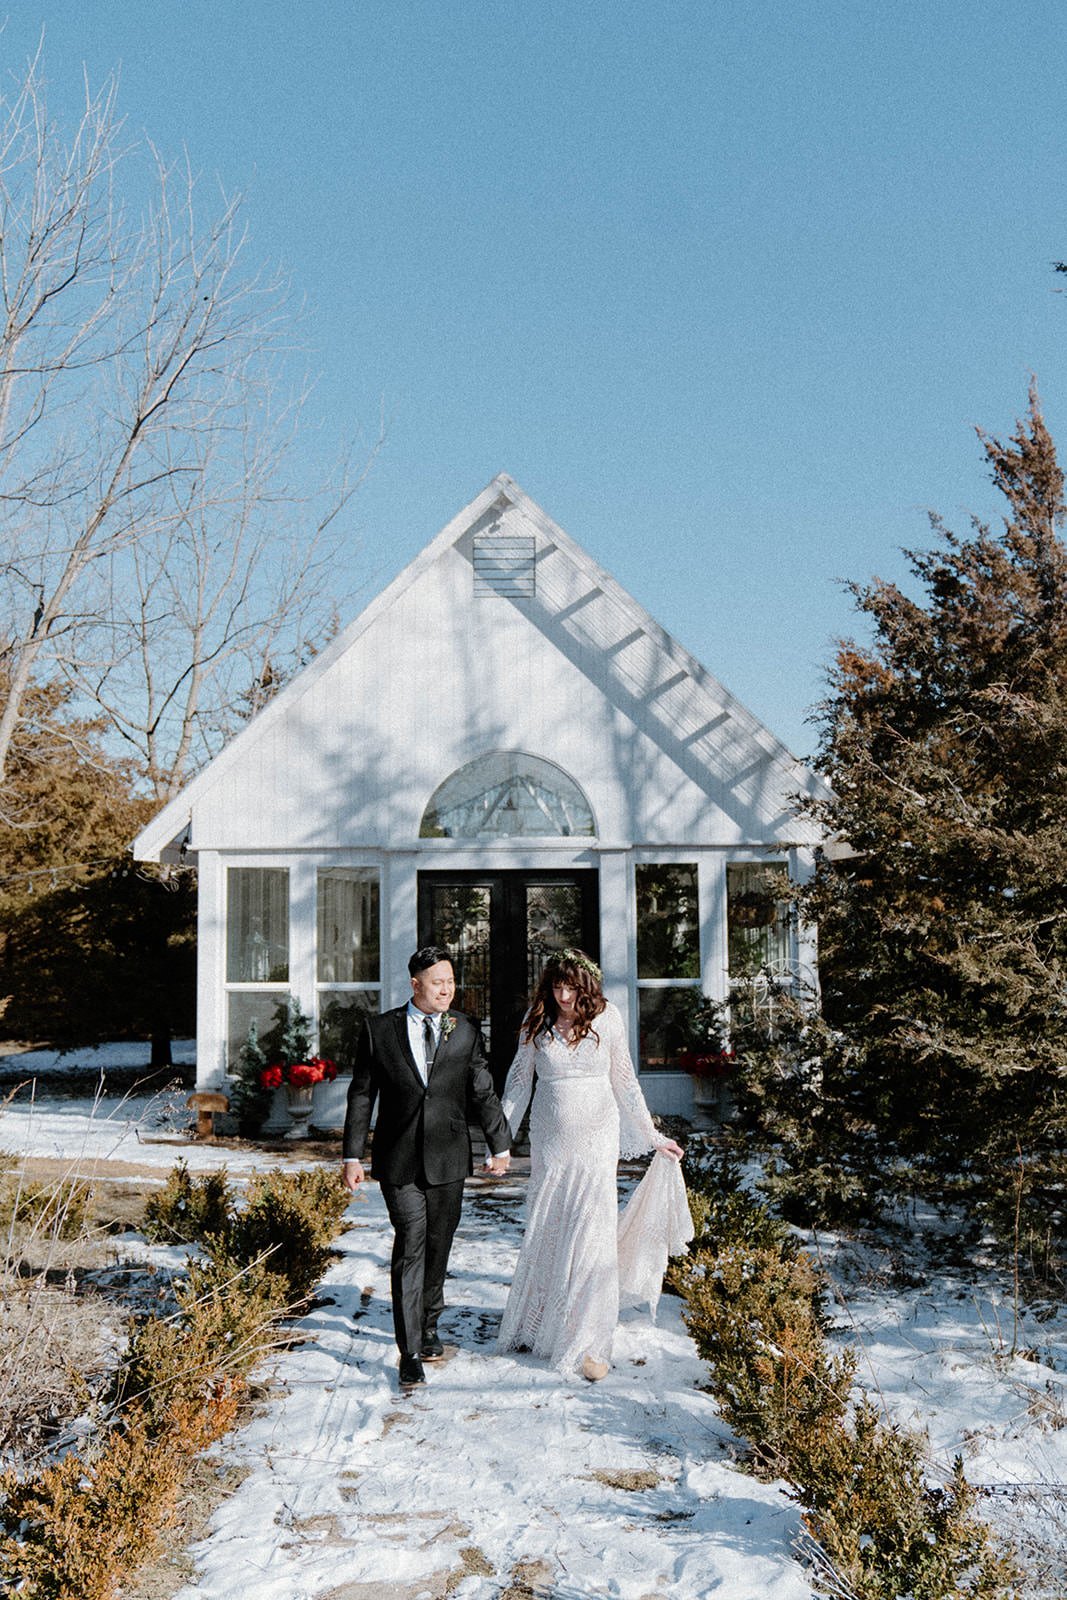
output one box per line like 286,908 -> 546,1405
257,996 -> 337,1138
259,1051 -> 338,1138
670,992 -> 737,1118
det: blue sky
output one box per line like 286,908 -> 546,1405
5,2 -> 1067,757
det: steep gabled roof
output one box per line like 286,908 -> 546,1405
135,473 -> 828,860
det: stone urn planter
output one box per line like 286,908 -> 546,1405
284,1083 -> 316,1139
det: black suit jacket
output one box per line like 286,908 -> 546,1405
342,1007 -> 511,1186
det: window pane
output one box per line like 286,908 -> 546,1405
425,884 -> 491,1047
318,991 -> 380,1072
227,990 -> 287,1072
635,864 -> 700,979
317,868 -> 380,983
727,863 -> 791,980
421,751 -> 595,837
525,883 -> 583,995
638,987 -> 697,1071
227,868 -> 289,982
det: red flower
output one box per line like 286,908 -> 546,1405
679,1049 -> 737,1079
286,1060 -> 317,1087
260,1055 -> 339,1089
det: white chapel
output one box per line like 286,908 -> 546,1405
134,475 -> 828,1124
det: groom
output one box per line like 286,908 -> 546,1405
341,945 -> 511,1387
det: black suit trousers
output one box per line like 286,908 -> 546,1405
380,1176 -> 465,1355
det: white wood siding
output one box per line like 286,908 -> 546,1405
180,524 -> 815,856
133,477 -> 826,1116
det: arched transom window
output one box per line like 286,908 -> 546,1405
420,752 -> 596,838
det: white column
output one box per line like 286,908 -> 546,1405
288,856 -> 319,1036
791,846 -> 820,998
386,853 -> 418,1007
701,853 -> 729,1005
597,848 -> 631,1016
196,851 -> 226,1088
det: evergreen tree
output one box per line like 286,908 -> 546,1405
231,1019 -> 272,1135
801,389 -> 1067,1258
0,674 -> 195,1055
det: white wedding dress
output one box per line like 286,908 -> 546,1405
498,1001 -> 686,1377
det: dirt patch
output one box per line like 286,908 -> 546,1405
321,1580 -> 454,1600
498,1558 -> 558,1599
317,1531 -> 494,1600
6,1175 -> 158,1274
116,1459 -> 251,1600
10,1155 -> 172,1186
588,1467 -> 663,1492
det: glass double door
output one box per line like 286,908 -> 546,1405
417,869 -> 599,1086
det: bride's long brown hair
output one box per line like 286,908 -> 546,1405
522,949 -> 606,1046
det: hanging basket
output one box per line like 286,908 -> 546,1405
729,894 -> 776,928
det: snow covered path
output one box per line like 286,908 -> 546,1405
174,1176 -> 813,1600
7,1085 -> 1062,1595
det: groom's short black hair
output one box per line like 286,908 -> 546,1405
408,944 -> 453,977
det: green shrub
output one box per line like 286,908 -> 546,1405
0,1405 -> 188,1600
979,1149 -> 1065,1293
673,1177 -> 1019,1599
682,1140 -> 795,1254
809,1404 -> 1019,1600
673,1240 -> 855,1484
112,1254 -> 283,1430
142,1159 -> 234,1244
223,1166 -> 351,1303
720,979 -> 883,1229
0,1172 -> 95,1241
0,1159 -> 353,1599
229,1016 -> 273,1135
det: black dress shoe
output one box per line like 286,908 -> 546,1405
421,1333 -> 445,1360
398,1354 -> 425,1386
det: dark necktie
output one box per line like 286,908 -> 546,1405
423,1017 -> 436,1076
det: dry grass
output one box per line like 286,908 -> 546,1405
0,1276 -> 125,1459
0,1157 -> 168,1470
117,1458 -> 251,1599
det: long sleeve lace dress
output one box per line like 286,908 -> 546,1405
497,1001 -> 666,1377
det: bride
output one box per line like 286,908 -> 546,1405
497,949 -> 685,1381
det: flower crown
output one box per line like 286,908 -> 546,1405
557,947 -> 602,982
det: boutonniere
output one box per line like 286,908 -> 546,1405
440,1013 -> 457,1040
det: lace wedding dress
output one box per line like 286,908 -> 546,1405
498,1001 -> 687,1377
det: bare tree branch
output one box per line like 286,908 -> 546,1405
0,53 -> 376,795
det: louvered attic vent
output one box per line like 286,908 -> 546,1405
472,532 -> 536,598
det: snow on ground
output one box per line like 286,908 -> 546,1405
0,1079 -> 288,1177
3,1092 -> 1066,1597
818,1232 -> 1067,1597
177,1179 -> 815,1600
0,1039 -> 196,1075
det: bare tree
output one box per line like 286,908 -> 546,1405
83,412 -> 374,798
0,49 -> 372,800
